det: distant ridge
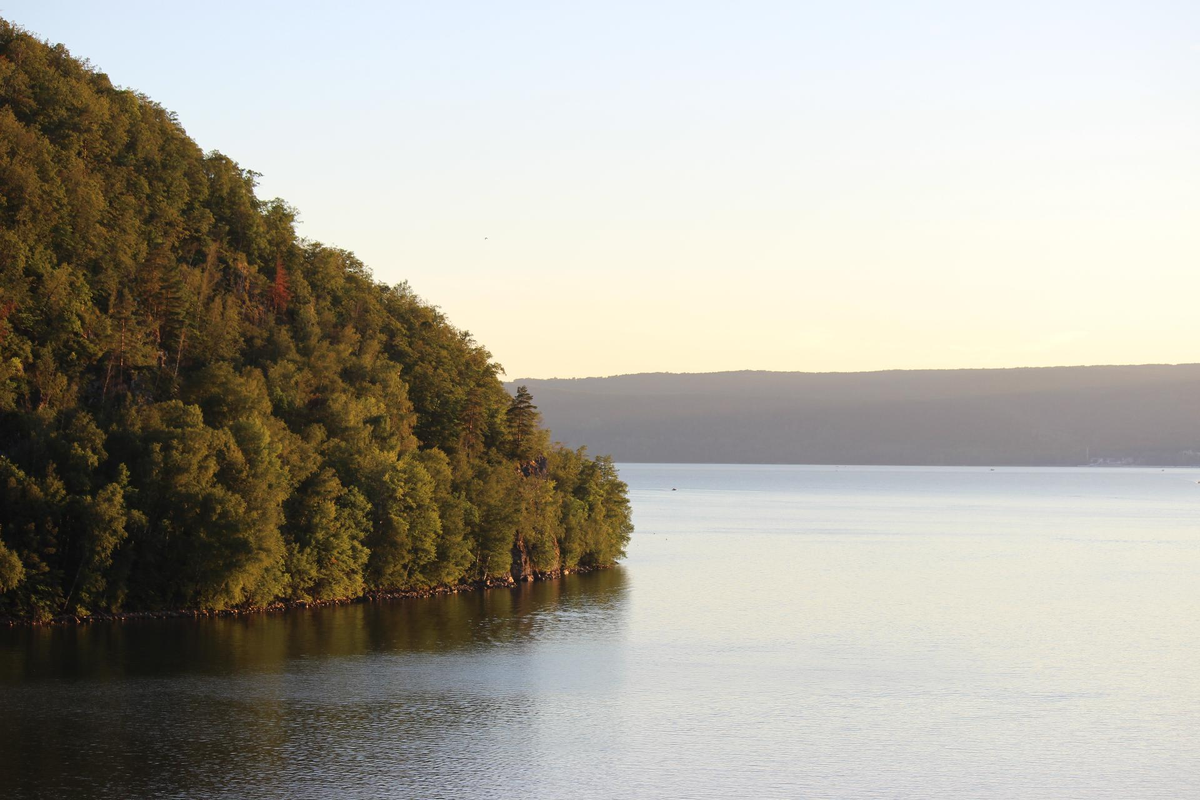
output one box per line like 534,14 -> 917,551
506,364 -> 1200,465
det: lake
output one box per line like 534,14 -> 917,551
3,464 -> 1200,798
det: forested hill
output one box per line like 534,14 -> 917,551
0,21 -> 630,621
509,365 -> 1200,465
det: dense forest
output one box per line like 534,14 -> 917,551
513,365 -> 1200,465
0,21 -> 631,621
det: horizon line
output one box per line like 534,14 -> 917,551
505,360 -> 1200,383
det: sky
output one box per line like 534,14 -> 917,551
4,1 -> 1198,379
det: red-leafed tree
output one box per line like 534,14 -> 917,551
0,299 -> 15,343
271,257 -> 292,313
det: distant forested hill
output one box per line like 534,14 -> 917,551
508,365 -> 1200,465
0,21 -> 630,621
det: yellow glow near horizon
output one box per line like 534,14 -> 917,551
7,1 -> 1198,378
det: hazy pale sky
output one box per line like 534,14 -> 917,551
5,2 -> 1198,378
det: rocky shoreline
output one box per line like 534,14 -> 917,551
0,565 -> 610,627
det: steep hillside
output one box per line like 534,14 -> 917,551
0,21 -> 630,620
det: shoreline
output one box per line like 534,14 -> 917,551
0,565 -> 612,628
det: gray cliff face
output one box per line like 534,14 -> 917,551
509,531 -> 564,583
510,532 -> 535,582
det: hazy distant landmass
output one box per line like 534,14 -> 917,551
508,365 -> 1200,466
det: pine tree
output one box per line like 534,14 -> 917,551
506,385 -> 539,456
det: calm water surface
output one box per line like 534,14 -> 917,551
3,464 -> 1200,798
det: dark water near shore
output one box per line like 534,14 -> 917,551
3,464 -> 1200,798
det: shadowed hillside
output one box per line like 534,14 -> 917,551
0,21 -> 631,621
508,365 -> 1200,465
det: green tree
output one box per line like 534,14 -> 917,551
506,385 -> 541,459
284,468 -> 370,602
0,531 -> 25,594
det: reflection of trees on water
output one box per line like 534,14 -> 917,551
0,570 -> 631,800
0,568 -> 629,683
